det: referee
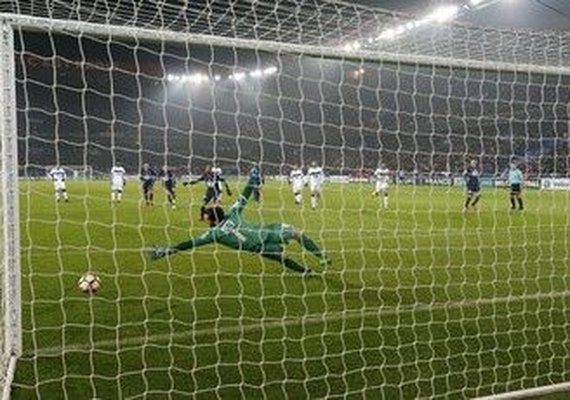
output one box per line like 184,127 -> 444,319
508,162 -> 524,211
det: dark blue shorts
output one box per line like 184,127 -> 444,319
203,187 -> 222,204
142,181 -> 154,194
510,183 -> 521,194
467,185 -> 480,195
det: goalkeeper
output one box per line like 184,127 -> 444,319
150,168 -> 330,274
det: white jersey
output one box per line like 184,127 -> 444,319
374,168 -> 390,184
111,166 -> 126,190
49,167 -> 67,191
374,167 -> 390,191
49,168 -> 66,182
212,167 -> 223,190
307,166 -> 324,192
290,169 -> 304,193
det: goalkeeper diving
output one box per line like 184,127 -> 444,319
149,167 -> 330,274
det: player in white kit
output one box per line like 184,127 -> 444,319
307,161 -> 324,210
110,165 -> 126,204
289,165 -> 304,206
48,166 -> 69,202
373,163 -> 390,208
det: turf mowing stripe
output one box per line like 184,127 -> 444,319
27,289 -> 570,357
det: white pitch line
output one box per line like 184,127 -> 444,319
28,290 -> 570,358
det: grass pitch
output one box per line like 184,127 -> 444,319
11,180 -> 570,399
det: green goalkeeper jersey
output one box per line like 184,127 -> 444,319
175,182 -> 293,254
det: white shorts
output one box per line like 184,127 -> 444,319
309,183 -> 321,194
54,181 -> 66,191
111,178 -> 124,192
292,183 -> 303,194
375,182 -> 389,192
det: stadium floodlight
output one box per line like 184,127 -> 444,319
249,69 -> 263,78
229,72 -> 246,81
378,28 -> 396,39
188,73 -> 208,84
263,66 -> 278,75
414,18 -> 429,27
343,41 -> 361,51
470,0 -> 485,5
394,25 -> 406,35
426,5 -> 459,23
214,74 -> 221,81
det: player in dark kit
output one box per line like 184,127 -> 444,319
140,163 -> 157,206
252,169 -> 265,203
150,168 -> 330,275
463,159 -> 481,211
185,165 -> 232,219
160,167 -> 177,209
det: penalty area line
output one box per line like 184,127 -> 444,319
29,290 -> 570,358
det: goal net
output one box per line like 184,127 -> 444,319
1,0 -> 569,398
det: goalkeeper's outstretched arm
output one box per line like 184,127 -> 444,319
227,167 -> 261,215
222,179 -> 232,196
149,231 -> 214,260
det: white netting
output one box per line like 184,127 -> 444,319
1,0 -> 569,399
2,0 -> 569,71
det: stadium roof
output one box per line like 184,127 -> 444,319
354,0 -> 570,31
1,0 -> 568,73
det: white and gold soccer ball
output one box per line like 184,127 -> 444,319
78,272 -> 101,294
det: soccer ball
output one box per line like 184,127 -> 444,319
78,272 -> 101,294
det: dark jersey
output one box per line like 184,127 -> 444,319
193,171 -> 224,192
464,166 -> 480,192
140,168 -> 156,189
188,170 -> 229,205
161,170 -> 176,190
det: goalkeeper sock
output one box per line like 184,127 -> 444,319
510,197 -> 516,209
518,198 -> 524,210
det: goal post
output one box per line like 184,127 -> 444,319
0,1 -> 569,399
0,18 -> 21,400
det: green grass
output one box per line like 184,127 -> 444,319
11,180 -> 570,399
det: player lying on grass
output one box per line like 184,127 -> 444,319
150,167 -> 330,275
